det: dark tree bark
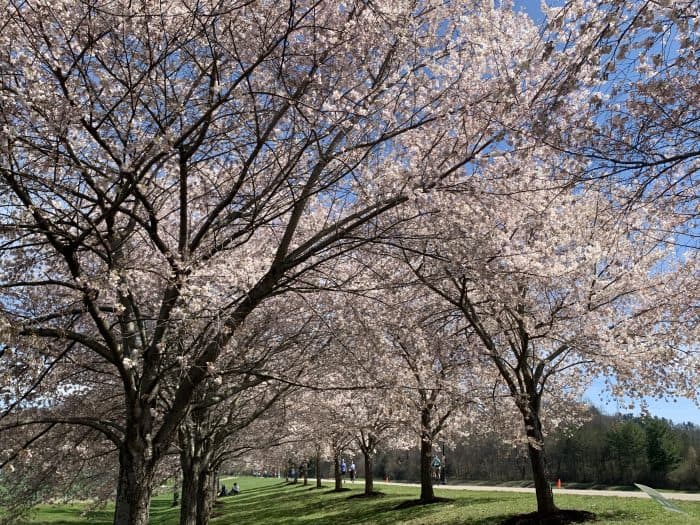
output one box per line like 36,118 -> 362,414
363,450 -> 374,495
179,454 -> 199,525
419,407 -> 435,502
196,469 -> 217,525
419,437 -> 435,501
334,455 -> 342,491
113,446 -> 155,525
357,432 -> 377,496
315,448 -> 322,488
177,416 -> 219,525
524,412 -> 558,515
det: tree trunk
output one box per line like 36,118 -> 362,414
302,460 -> 308,486
113,447 -> 155,525
419,434 -> 435,501
195,469 -> 216,525
315,449 -> 322,488
363,450 -> 374,495
524,414 -> 558,515
179,456 -> 199,525
418,405 -> 435,502
178,420 -> 221,525
178,423 -> 202,525
334,455 -> 342,491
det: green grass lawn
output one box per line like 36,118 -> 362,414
15,476 -> 700,525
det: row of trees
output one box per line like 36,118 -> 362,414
553,414 -> 697,488
1,1 -> 698,524
370,411 -> 699,490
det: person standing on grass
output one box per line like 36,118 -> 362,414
349,461 -> 356,483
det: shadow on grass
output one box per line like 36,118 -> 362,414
228,481 -> 289,495
215,482 -> 410,525
347,491 -> 385,499
225,481 -> 528,525
498,509 -> 596,525
29,479 -> 655,525
323,487 -> 352,494
225,482 -> 516,525
22,522 -> 102,525
44,483 -> 525,525
394,496 -> 453,510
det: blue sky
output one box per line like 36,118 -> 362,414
514,0 -> 546,22
584,378 -> 700,426
508,1 -> 700,428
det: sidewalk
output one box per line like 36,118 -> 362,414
369,480 -> 700,501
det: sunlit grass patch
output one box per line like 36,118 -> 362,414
16,476 -> 700,525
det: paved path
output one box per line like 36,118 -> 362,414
368,481 -> 700,501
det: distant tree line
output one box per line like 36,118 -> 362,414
372,409 -> 700,490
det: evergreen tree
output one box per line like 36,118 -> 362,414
642,418 -> 681,484
606,420 -> 648,484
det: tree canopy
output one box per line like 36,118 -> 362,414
0,1 -> 697,524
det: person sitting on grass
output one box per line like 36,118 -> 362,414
218,484 -> 227,497
229,482 -> 240,495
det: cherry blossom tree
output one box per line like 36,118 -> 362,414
535,1 -> 698,232
398,145 -> 698,514
266,381 -> 332,488
341,383 -> 404,496
381,293 -> 482,502
312,307 -> 404,496
174,290 -> 337,525
177,382 -> 292,525
309,388 -> 357,491
0,1 -> 547,523
0,419 -> 117,525
327,272 -> 486,502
